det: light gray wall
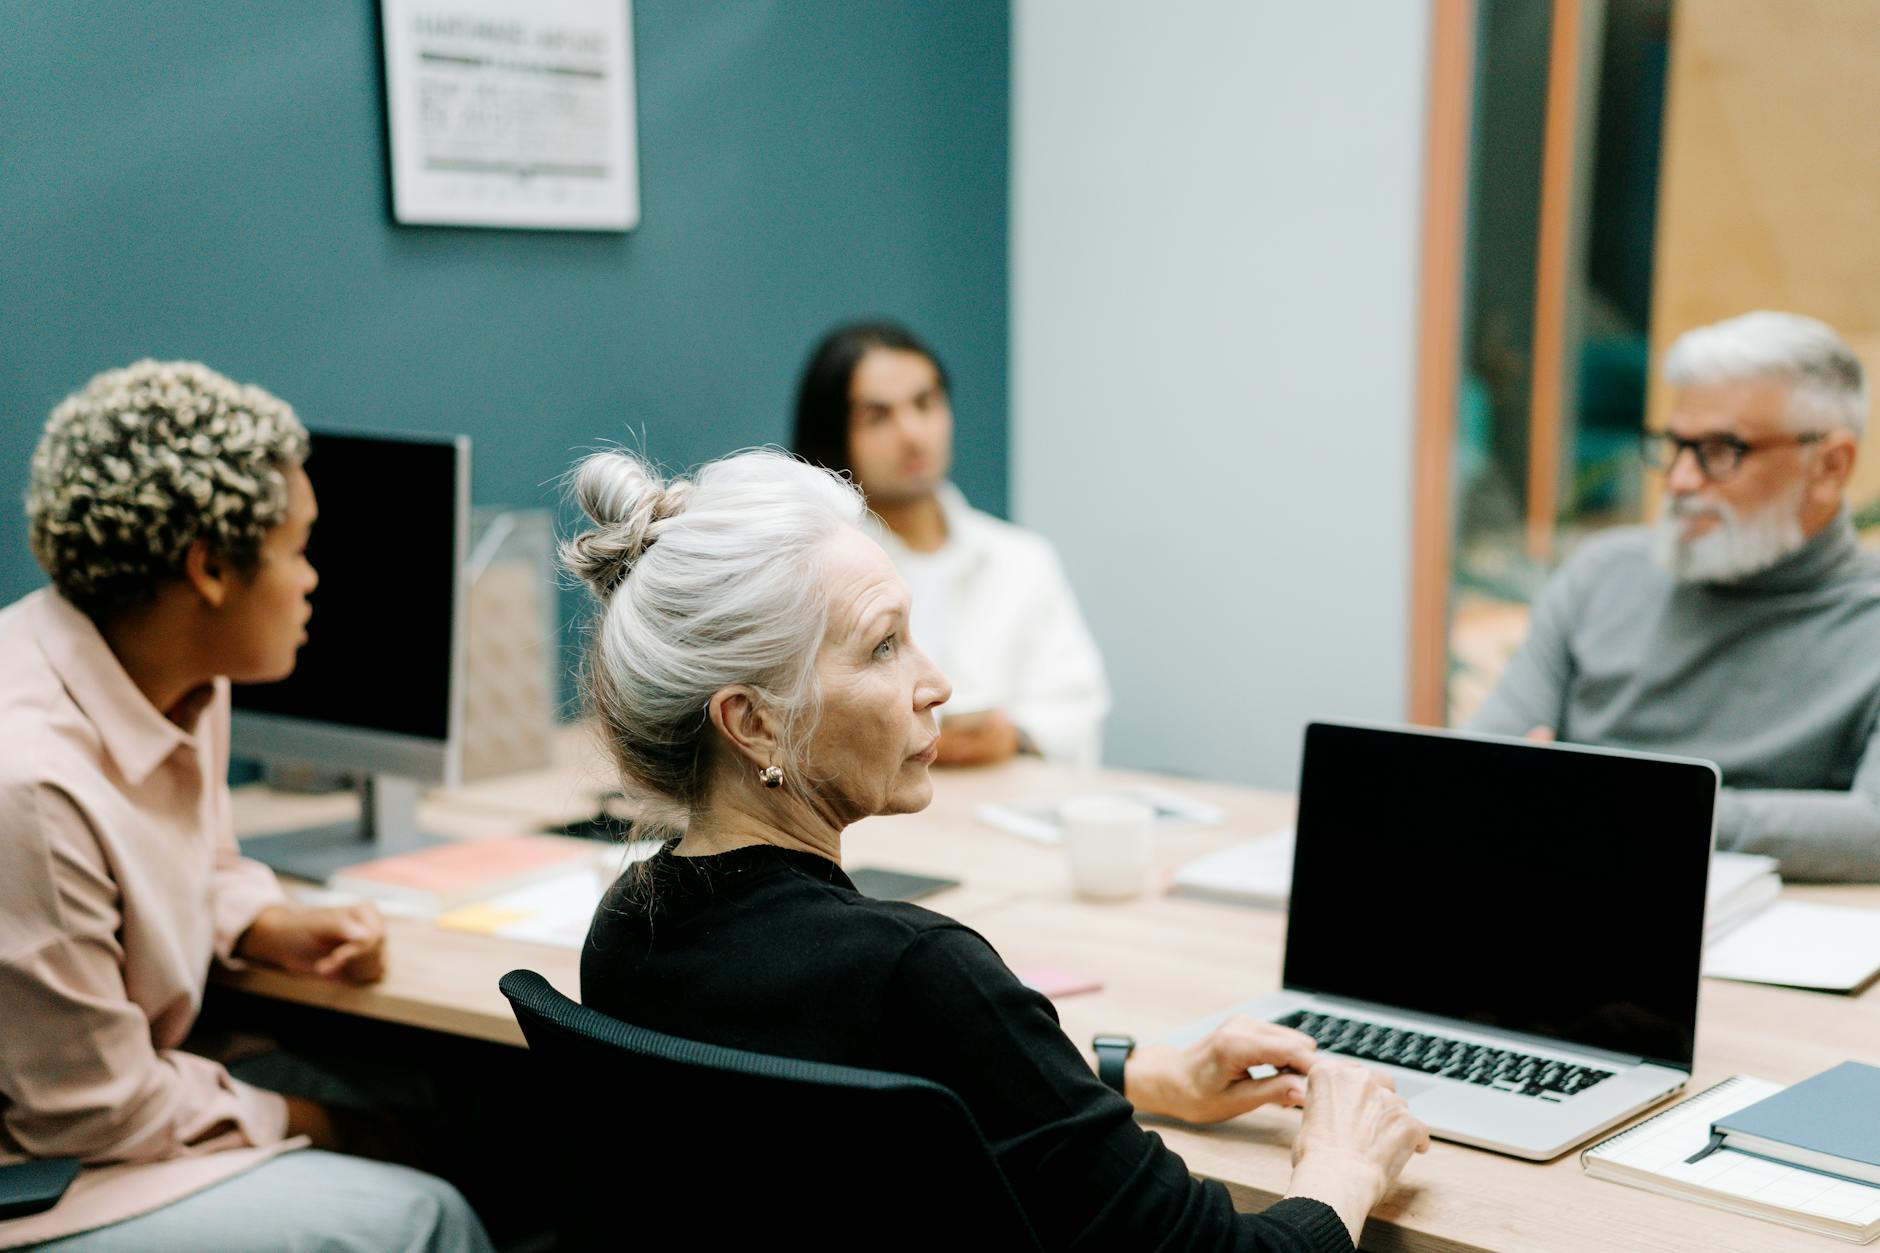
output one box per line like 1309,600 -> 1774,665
1011,1 -> 1432,788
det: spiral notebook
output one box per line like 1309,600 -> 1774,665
1582,1076 -> 1880,1243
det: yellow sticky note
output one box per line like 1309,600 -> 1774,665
434,903 -> 531,935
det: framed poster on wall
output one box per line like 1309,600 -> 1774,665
380,0 -> 639,230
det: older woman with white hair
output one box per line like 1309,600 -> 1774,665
572,448 -> 1427,1253
0,361 -> 492,1251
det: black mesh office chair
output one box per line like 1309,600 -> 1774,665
497,969 -> 1043,1251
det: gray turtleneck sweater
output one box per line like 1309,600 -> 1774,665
1469,512 -> 1880,881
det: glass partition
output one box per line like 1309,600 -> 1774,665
1446,0 -> 1670,724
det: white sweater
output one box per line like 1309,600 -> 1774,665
868,483 -> 1110,767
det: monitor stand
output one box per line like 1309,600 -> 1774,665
242,774 -> 451,884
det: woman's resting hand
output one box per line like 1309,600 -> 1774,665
237,903 -> 388,983
934,708 -> 1023,766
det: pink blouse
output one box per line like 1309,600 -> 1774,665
0,590 -> 301,1248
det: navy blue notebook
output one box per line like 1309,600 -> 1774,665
1710,1061 -> 1880,1185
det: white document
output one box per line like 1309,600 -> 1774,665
470,871 -> 605,948
1703,900 -> 1880,992
1167,828 -> 1295,909
976,786 -> 1225,844
1584,1075 -> 1880,1242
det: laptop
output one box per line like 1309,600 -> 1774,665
1176,720 -> 1720,1161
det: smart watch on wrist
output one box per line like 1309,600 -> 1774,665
1092,1033 -> 1136,1095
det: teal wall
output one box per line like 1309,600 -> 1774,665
1,3 -> 1010,667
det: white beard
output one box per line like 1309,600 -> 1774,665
1650,486 -> 1808,583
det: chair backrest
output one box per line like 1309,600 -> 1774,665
498,969 -> 1043,1251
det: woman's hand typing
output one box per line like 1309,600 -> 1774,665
1285,1057 -> 1431,1246
1122,1015 -> 1319,1123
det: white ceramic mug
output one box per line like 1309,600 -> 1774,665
1060,795 -> 1155,901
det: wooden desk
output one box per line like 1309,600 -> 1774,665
226,785 -> 583,1046
228,752 -> 1880,1251
226,754 -> 1288,1044
980,889 -> 1880,1253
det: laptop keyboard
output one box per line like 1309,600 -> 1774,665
1275,1010 -> 1614,1101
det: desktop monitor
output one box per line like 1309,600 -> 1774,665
233,429 -> 470,881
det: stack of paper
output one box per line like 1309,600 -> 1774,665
1167,828 -> 1294,909
1705,851 -> 1781,944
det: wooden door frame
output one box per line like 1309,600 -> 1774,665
1407,0 -> 1478,726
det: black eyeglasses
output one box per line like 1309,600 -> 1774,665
1638,430 -> 1826,482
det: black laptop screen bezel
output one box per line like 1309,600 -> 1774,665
1279,721 -> 1717,1072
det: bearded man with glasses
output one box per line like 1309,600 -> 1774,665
1470,311 -> 1880,881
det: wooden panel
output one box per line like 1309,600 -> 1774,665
1847,330 -> 1880,507
1525,0 -> 1585,563
1409,0 -> 1478,726
1647,0 -> 1880,508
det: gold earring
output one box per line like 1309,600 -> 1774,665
760,765 -> 784,789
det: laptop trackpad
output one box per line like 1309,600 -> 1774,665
1392,1076 -> 1437,1102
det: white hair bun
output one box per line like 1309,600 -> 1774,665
562,450 -> 692,598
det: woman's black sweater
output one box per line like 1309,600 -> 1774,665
581,843 -> 1352,1253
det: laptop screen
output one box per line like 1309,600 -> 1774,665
1282,722 -> 1718,1070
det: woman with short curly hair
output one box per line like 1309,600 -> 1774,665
0,361 -> 491,1251
27,359 -> 312,622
